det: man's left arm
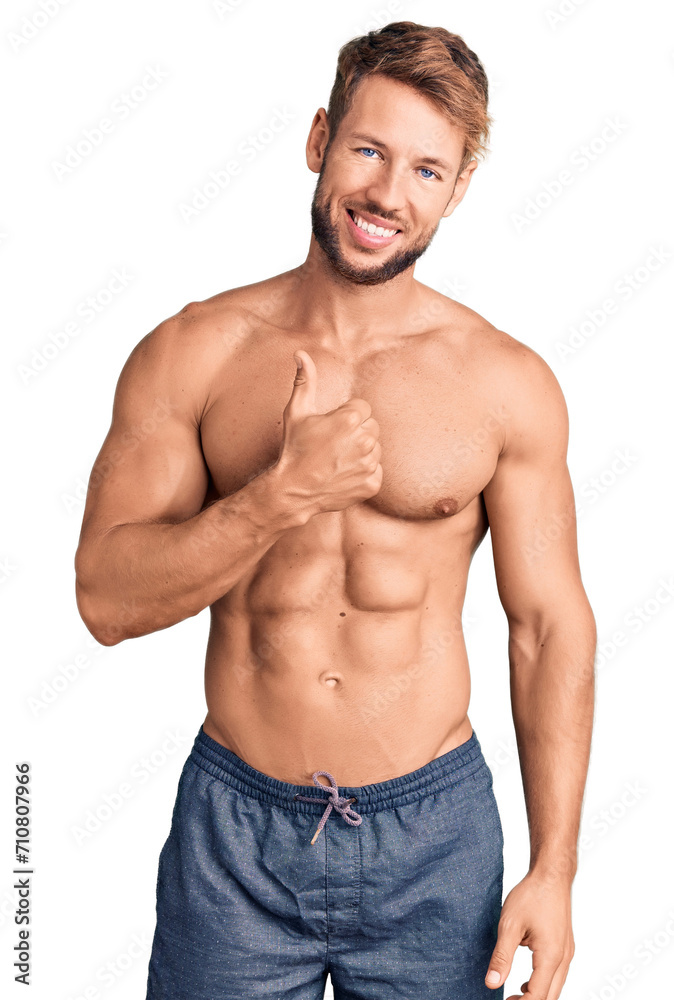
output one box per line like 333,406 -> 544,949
481,347 -> 597,1000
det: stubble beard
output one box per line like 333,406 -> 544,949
310,166 -> 443,287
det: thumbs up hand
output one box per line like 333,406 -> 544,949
272,350 -> 383,519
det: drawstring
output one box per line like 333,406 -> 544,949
294,770 -> 363,844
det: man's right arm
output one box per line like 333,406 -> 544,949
74,313 -> 308,647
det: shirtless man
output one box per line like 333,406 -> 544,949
74,21 -> 596,1000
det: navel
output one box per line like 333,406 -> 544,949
318,670 -> 342,688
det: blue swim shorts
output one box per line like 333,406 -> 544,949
145,724 -> 504,999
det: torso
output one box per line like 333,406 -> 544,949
191,269 -> 510,785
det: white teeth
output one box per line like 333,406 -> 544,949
352,212 -> 397,238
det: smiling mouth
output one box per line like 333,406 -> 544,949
346,208 -> 401,238
346,208 -> 402,250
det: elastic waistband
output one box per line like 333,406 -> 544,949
189,725 -> 487,815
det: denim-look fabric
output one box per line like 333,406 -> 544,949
145,725 -> 504,999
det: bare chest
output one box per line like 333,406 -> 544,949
199,336 -> 503,522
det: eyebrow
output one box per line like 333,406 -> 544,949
346,132 -> 453,173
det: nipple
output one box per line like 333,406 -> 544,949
433,496 -> 459,517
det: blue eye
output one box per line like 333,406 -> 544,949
357,148 -> 437,179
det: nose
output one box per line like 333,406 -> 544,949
363,163 -> 406,225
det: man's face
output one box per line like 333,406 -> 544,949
309,73 -> 472,286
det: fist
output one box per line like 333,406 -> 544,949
274,349 -> 383,516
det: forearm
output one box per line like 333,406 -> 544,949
75,465 -> 311,645
508,605 -> 597,883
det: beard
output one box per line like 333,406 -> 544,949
310,164 -> 444,287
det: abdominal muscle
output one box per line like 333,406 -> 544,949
201,512 -> 477,787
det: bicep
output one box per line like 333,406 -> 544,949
482,353 -> 581,628
78,323 -> 210,549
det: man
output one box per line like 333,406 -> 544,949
74,21 -> 596,1000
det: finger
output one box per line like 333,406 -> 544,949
361,435 -> 381,464
360,415 -> 380,437
541,953 -> 571,1000
336,396 -> 372,423
485,926 -> 521,989
521,950 -> 562,1000
288,350 -> 317,414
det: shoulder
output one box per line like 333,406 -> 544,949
148,284 -> 257,354
473,325 -> 569,457
480,324 -> 566,409
426,287 -> 569,451
136,268 -> 295,355
118,273 -> 292,414
431,287 -> 566,406
113,285 -> 259,427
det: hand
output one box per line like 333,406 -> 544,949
273,349 -> 383,516
485,871 -> 575,999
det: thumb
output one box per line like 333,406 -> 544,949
485,926 -> 519,990
286,349 -> 317,415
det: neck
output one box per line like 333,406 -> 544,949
289,236 -> 424,350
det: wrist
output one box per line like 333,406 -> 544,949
257,462 -> 318,531
528,849 -> 577,887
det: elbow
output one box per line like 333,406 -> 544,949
75,579 -> 125,646
507,600 -> 597,676
74,550 -> 131,646
90,626 -> 123,648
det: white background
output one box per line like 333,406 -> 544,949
2,0 -> 673,997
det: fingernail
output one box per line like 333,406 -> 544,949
486,970 -> 501,984
294,355 -> 302,369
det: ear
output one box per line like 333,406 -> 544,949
306,108 -> 330,174
441,159 -> 478,218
